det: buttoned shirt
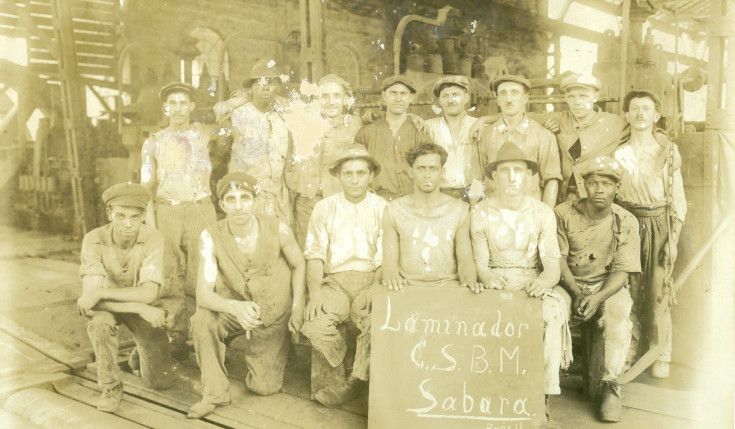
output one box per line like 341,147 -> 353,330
478,115 -> 562,199
140,124 -> 212,202
355,118 -> 432,197
303,192 -> 387,274
425,114 -> 482,189
555,200 -> 641,286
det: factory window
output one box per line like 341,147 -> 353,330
189,27 -> 229,90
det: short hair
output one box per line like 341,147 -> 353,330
405,143 -> 449,167
622,90 -> 661,113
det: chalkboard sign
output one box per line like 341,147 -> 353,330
368,287 -> 545,429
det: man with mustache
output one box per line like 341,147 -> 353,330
381,143 -> 479,291
424,75 -> 483,203
613,90 -> 686,379
355,75 -> 433,201
187,172 -> 305,419
140,82 -> 219,358
556,156 -> 640,422
77,182 -> 175,413
477,75 -> 562,207
300,145 -> 386,407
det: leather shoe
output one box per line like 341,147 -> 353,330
315,379 -> 360,408
97,382 -> 123,413
187,399 -> 231,419
599,381 -> 623,422
651,360 -> 669,378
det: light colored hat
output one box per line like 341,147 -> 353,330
318,74 -> 353,96
329,145 -> 381,177
433,75 -> 470,98
579,156 -> 622,182
485,143 -> 538,177
102,182 -> 149,209
241,59 -> 282,88
559,73 -> 601,92
491,74 -> 531,93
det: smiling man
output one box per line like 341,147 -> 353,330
77,182 -> 175,413
355,75 -> 433,200
613,90 -> 686,379
187,172 -> 305,419
556,156 -> 640,422
300,145 -> 386,407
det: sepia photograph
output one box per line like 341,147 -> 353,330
0,0 -> 733,427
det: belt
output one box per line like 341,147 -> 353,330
156,195 -> 211,206
617,201 -> 667,217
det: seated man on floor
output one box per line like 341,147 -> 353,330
555,156 -> 640,422
381,142 -> 479,290
77,182 -> 175,413
300,145 -> 387,408
469,143 -> 572,417
187,172 -> 305,419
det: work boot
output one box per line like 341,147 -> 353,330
315,378 -> 361,408
599,381 -> 623,422
97,382 -> 123,413
651,360 -> 669,378
187,399 -> 231,419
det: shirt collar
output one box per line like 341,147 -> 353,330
495,114 -> 530,134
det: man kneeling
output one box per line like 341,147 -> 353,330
77,182 -> 175,413
556,156 -> 640,422
188,172 -> 305,419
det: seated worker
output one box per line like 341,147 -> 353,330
381,142 -> 480,290
76,182 -> 175,413
469,143 -> 572,418
556,156 -> 640,422
300,145 -> 387,407
187,172 -> 305,419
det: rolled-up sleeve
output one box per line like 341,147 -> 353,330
612,212 -> 642,274
538,204 -> 561,259
139,233 -> 166,295
303,200 -> 330,262
79,232 -> 106,279
554,205 -> 570,257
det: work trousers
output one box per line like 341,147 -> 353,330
492,267 -> 573,395
190,308 -> 290,403
156,199 -> 217,343
87,311 -> 174,391
300,271 -> 375,382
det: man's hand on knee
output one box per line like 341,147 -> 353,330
577,294 -> 604,321
139,306 -> 166,328
524,279 -> 548,298
229,300 -> 263,330
305,288 -> 326,321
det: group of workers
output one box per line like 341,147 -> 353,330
76,58 -> 686,425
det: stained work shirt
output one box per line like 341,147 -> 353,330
355,118 -> 432,197
555,200 -> 641,286
80,223 -> 172,305
140,125 -> 213,202
478,115 -> 562,199
303,192 -> 387,274
425,115 -> 482,189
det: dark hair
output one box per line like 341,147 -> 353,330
622,90 -> 661,113
405,143 -> 448,167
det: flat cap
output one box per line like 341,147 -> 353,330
433,75 -> 470,98
559,73 -> 601,92
102,182 -> 149,209
381,75 -> 417,94
485,142 -> 538,177
159,82 -> 196,101
242,59 -> 283,88
579,156 -> 622,182
318,74 -> 353,96
491,74 -> 531,93
216,172 -> 258,200
329,144 -> 381,177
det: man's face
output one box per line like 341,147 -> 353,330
584,173 -> 619,210
164,92 -> 195,126
496,82 -> 528,116
564,87 -> 598,119
382,84 -> 413,115
625,97 -> 661,131
438,85 -> 469,117
251,78 -> 280,108
220,188 -> 256,225
319,82 -> 347,119
107,205 -> 144,239
338,159 -> 373,200
409,153 -> 443,194
492,160 -> 529,196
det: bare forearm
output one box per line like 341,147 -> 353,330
305,260 -> 324,294
97,283 -> 158,304
96,301 -> 153,315
542,180 -> 559,207
559,260 -> 582,297
538,257 -> 561,288
291,262 -> 306,307
593,271 -> 628,302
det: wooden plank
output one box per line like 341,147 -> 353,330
0,329 -> 67,377
0,372 -> 68,399
623,382 -> 700,420
0,407 -> 44,429
55,377 -> 220,429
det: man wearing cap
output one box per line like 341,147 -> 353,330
382,143 -> 479,290
188,172 -> 305,419
556,156 -> 640,422
300,144 -> 387,407
470,143 -> 571,407
477,74 -> 562,207
76,182 -> 175,413
228,59 -> 293,222
424,75 -> 483,202
355,75 -> 433,201
287,74 -> 364,246
613,90 -> 686,379
140,81 -> 220,356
